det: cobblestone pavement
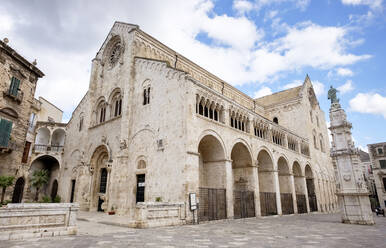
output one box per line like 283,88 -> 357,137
2,213 -> 385,248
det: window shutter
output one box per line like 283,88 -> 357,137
0,119 -> 13,147
9,77 -> 20,96
8,77 -> 15,95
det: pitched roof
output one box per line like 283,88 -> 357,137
255,85 -> 302,107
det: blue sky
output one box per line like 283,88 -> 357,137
0,0 -> 385,151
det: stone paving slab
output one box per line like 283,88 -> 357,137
2,213 -> 385,248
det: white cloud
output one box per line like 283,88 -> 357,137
233,0 -> 254,15
349,92 -> 386,118
200,15 -> 264,50
336,67 -> 354,76
254,0 -> 310,11
341,0 -> 383,10
282,80 -> 302,89
337,80 -> 354,94
1,0 -> 373,119
358,145 -> 369,153
312,80 -> 325,96
254,86 -> 273,98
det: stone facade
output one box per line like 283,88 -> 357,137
0,39 -> 44,203
55,22 -> 337,227
368,142 -> 386,210
329,101 -> 374,225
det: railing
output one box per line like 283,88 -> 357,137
51,145 -> 64,152
34,144 -> 48,152
34,144 -> 64,153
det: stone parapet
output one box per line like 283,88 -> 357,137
0,203 -> 79,240
135,202 -> 186,228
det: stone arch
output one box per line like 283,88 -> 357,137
108,88 -> 122,117
94,96 -> 107,124
231,141 -> 256,218
198,134 -> 227,221
229,138 -> 253,161
35,127 -> 50,147
12,177 -> 25,203
197,130 -> 227,159
257,148 -> 277,216
51,128 -> 65,149
0,107 -> 18,119
293,161 -> 307,213
305,164 -> 318,212
90,145 -> 110,212
278,156 -> 294,214
88,143 -> 112,164
29,155 -> 60,201
136,155 -> 147,170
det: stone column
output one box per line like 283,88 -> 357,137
225,159 -> 234,219
186,151 -> 200,224
290,173 -> 298,214
303,176 -> 310,213
252,161 -> 261,216
318,178 -> 325,212
329,99 -> 374,224
274,170 -> 282,215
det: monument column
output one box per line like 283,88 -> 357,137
328,86 -> 374,225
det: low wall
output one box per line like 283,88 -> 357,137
135,202 -> 186,228
0,203 -> 79,240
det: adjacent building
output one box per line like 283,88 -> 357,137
368,142 -> 386,209
0,38 -> 44,203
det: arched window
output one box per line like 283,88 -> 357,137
316,116 -> 320,127
313,130 -> 318,149
319,134 -> 324,152
112,94 -> 122,117
273,117 -> 278,124
99,106 -> 106,123
79,116 -> 84,131
137,160 -> 146,169
99,168 -> 108,193
95,99 -> 107,124
143,87 -> 150,105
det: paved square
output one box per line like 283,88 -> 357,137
3,213 -> 385,248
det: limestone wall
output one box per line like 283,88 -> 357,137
0,203 -> 79,240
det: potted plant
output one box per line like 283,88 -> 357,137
108,205 -> 116,215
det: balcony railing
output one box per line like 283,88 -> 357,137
51,145 -> 64,152
33,144 -> 64,153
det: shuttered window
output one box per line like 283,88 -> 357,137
0,118 -> 13,147
9,77 -> 20,97
380,160 -> 386,169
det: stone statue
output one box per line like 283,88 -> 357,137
328,86 -> 339,104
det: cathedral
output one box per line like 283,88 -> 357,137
2,22 -> 337,227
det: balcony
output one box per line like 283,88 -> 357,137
3,89 -> 23,104
33,144 -> 64,153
